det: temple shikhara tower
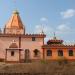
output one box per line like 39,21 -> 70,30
0,10 -> 75,63
4,11 -> 25,34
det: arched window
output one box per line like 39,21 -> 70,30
47,50 -> 52,56
69,50 -> 73,56
58,50 -> 63,56
34,49 -> 39,57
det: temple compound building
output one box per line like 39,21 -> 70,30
0,10 -> 75,63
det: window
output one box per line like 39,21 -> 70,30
11,51 -> 14,56
69,50 -> 73,56
47,50 -> 52,56
32,37 -> 35,41
34,49 -> 39,57
58,50 -> 63,56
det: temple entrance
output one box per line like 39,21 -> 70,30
25,49 -> 30,62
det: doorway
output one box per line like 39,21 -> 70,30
25,49 -> 30,62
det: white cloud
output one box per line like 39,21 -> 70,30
40,17 -> 48,21
57,24 -> 70,31
60,9 -> 75,19
35,24 -> 53,34
35,24 -> 48,34
35,25 -> 42,33
56,24 -> 75,35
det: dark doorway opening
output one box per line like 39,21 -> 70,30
25,49 -> 31,62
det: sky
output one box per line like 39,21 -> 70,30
0,0 -> 75,43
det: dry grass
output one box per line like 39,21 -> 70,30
0,61 -> 74,75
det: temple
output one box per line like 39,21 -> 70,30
0,10 -> 75,63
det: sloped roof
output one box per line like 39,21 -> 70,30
9,40 -> 18,48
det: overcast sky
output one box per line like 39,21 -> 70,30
0,0 -> 75,43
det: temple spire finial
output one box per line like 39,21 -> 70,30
53,32 -> 57,40
13,10 -> 19,14
41,30 -> 44,34
41,24 -> 44,34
